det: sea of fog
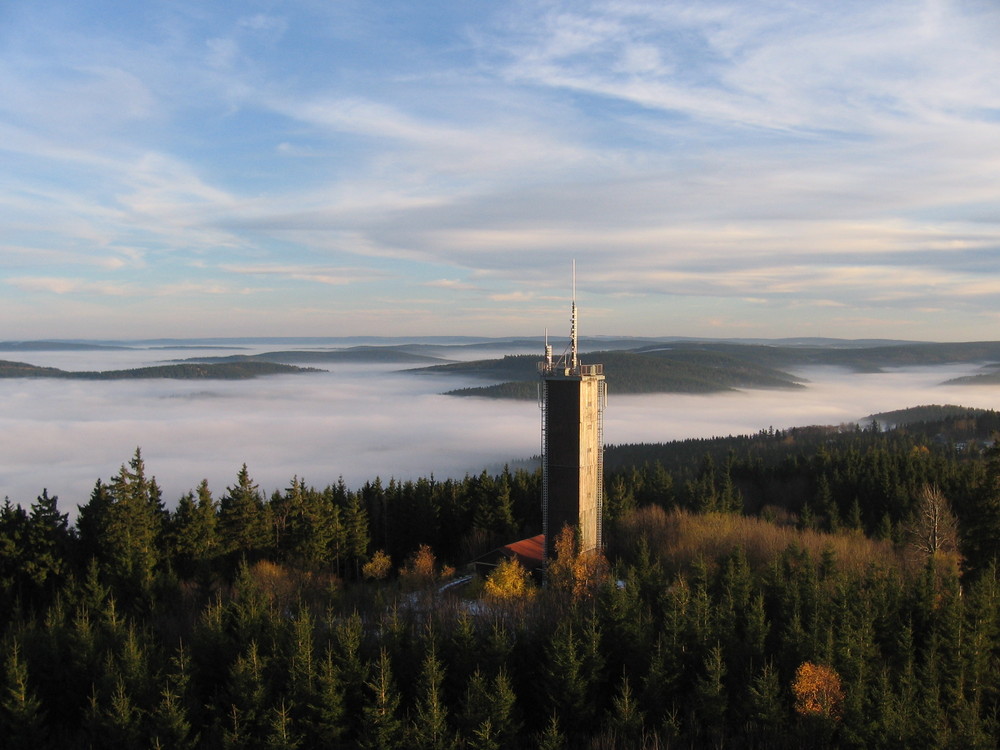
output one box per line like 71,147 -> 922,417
2,341 -> 1000,517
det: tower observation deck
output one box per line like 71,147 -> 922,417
538,275 -> 606,563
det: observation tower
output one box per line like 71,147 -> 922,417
538,267 -> 606,562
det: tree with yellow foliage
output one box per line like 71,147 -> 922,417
483,556 -> 534,600
361,549 -> 391,581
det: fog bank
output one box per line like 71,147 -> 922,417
2,349 -> 998,516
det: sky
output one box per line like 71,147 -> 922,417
2,0 -> 1000,341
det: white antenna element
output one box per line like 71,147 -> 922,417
570,260 -> 578,370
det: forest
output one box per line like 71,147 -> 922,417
3,408 -> 1000,748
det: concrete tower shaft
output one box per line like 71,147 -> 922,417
539,270 -> 606,562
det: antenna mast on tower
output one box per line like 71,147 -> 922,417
537,260 -> 606,563
570,260 -> 578,370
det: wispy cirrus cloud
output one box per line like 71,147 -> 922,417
1,0 -> 999,339
7,276 -> 130,296
217,263 -> 390,286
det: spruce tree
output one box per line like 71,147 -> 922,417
0,640 -> 47,750
608,671 -> 645,746
220,465 -> 269,560
23,489 -> 70,597
535,712 -> 565,750
169,479 -> 219,579
306,646 -> 347,747
361,648 -> 404,750
410,642 -> 452,750
103,448 -> 165,602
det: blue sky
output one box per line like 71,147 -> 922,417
2,0 -> 999,340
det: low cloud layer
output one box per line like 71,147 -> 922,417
2,348 -> 998,517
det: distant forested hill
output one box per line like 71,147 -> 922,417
176,345 -> 448,365
941,365 -> 1000,386
430,350 -> 804,398
428,339 -> 1000,398
636,339 -> 1000,372
0,340 -> 129,351
0,359 -> 320,379
865,404 -> 994,427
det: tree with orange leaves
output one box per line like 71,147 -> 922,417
546,524 -> 609,599
792,662 -> 844,720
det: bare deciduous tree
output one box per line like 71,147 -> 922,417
903,484 -> 960,559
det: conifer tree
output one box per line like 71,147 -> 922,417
640,632 -> 676,721
88,677 -> 143,749
542,622 -> 587,731
720,452 -> 743,513
745,661 -> 785,741
0,499 -> 27,604
331,612 -> 369,737
410,642 -> 452,750
361,648 -> 404,750
224,641 -> 269,747
489,668 -> 520,750
460,667 -> 518,750
535,712 -> 566,750
608,671 -> 645,746
816,474 -> 840,532
493,470 -> 517,539
102,448 -> 165,602
169,479 -> 220,579
23,489 -> 70,597
149,685 -> 196,750
286,607 -> 315,709
458,667 -> 491,740
149,644 -> 198,750
285,479 -> 334,567
604,475 -> 636,527
343,490 -> 371,578
76,479 -> 113,567
306,645 -> 346,748
220,465 -> 269,560
0,640 -> 46,750
266,699 -> 302,750
694,643 -> 727,745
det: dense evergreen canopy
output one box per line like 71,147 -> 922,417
2,410 -> 1000,747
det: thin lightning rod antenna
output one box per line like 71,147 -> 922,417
570,260 -> 578,370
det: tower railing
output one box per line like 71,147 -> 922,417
537,361 -> 604,378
